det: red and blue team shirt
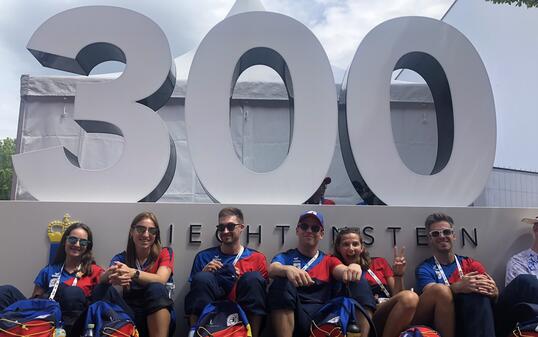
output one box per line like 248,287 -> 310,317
34,263 -> 104,297
189,246 -> 268,281
272,249 -> 342,303
365,257 -> 393,298
189,246 -> 268,301
110,247 -> 174,284
415,255 -> 486,293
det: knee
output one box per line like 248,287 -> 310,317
424,284 -> 453,303
512,274 -> 538,288
396,290 -> 419,310
238,272 -> 265,287
0,285 -> 22,297
268,278 -> 296,310
191,271 -> 217,287
61,286 -> 86,302
145,283 -> 168,298
268,277 -> 294,295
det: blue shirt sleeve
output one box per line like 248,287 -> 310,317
415,262 -> 437,293
34,265 -> 49,290
110,252 -> 125,267
271,253 -> 287,265
189,252 -> 208,282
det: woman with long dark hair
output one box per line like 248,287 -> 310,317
100,211 -> 174,337
0,222 -> 103,331
334,227 -> 455,337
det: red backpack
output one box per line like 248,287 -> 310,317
399,326 -> 441,337
0,299 -> 61,337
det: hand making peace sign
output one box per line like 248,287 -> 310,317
392,245 -> 406,277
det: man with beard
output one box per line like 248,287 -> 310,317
415,212 -> 497,337
185,207 -> 268,337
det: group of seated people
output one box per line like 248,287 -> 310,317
1,208 -> 538,337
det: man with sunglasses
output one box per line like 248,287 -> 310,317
415,212 -> 497,337
268,210 -> 374,337
185,207 -> 268,337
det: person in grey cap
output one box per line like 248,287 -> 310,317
495,216 -> 538,336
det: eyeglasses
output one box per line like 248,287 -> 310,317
429,228 -> 454,238
298,223 -> 322,233
66,236 -> 90,247
133,225 -> 159,236
216,222 -> 241,232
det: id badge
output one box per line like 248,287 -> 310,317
49,277 -> 59,288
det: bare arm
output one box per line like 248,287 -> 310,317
332,263 -> 362,283
31,285 -> 45,298
390,246 -> 406,294
268,262 -> 313,287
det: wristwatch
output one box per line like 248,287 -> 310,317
133,270 -> 140,280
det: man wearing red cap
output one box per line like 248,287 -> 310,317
267,210 -> 375,337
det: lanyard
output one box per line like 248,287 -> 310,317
301,251 -> 320,271
136,259 -> 144,271
433,255 -> 463,286
232,246 -> 245,266
49,264 -> 80,300
367,269 -> 391,298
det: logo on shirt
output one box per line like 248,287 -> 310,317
48,272 -> 61,288
226,313 -> 239,327
435,268 -> 443,280
528,253 -> 538,272
292,257 -> 302,269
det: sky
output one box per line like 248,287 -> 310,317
0,0 -> 454,139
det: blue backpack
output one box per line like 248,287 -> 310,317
0,299 -> 62,337
83,300 -> 138,337
309,297 -> 376,337
190,301 -> 251,337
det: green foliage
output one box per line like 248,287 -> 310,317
0,138 -> 16,200
486,0 -> 538,7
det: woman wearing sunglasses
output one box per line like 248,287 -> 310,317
333,227 -> 454,337
0,222 -> 103,332
100,211 -> 174,337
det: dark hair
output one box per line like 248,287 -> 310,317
218,207 -> 244,223
126,212 -> 162,270
333,227 -> 371,270
424,212 -> 455,232
52,223 -> 95,275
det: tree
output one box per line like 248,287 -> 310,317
0,138 -> 15,200
486,0 -> 538,7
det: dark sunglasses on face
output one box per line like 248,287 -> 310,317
133,225 -> 159,236
298,223 -> 322,233
429,228 -> 454,238
216,222 -> 241,232
66,236 -> 90,247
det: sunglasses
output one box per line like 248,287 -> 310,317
298,223 -> 322,233
133,225 -> 159,236
66,236 -> 90,247
429,228 -> 454,238
216,222 -> 241,232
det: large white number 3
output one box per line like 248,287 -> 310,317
13,6 -> 176,202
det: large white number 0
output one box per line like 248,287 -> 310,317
186,12 -> 337,204
340,17 -> 496,206
13,6 -> 176,202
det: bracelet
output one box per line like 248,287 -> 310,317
393,274 -> 404,277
